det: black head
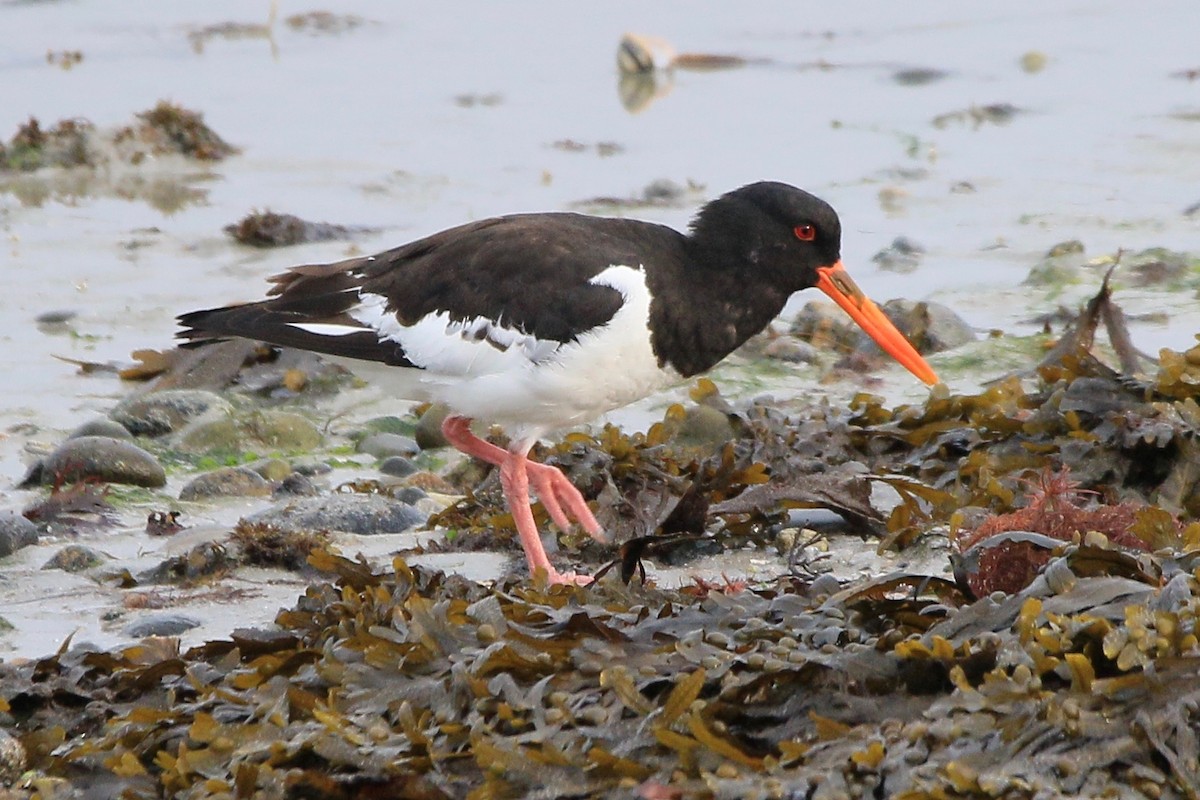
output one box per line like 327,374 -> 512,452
687,181 -> 843,291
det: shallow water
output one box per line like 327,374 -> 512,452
2,2 -> 1200,655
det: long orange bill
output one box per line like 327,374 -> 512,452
815,261 -> 939,385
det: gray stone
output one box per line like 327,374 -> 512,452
274,472 -> 320,497
247,493 -> 427,535
378,455 -> 419,478
179,467 -> 272,501
0,511 -> 38,557
124,613 -> 203,637
70,418 -> 134,440
38,436 -> 166,488
875,299 -> 977,354
357,432 -> 419,459
110,389 -> 231,436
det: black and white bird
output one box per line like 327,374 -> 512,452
179,181 -> 938,585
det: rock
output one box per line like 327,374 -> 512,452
390,486 -> 429,506
247,493 -> 427,535
252,411 -> 322,450
274,472 -> 320,497
179,467 -> 272,501
37,436 -> 166,488
0,728 -> 26,788
762,337 -> 818,364
357,432 -> 419,459
378,455 -> 419,478
870,236 -> 925,273
0,511 -> 38,557
124,613 -> 203,638
671,405 -> 736,454
110,389 -> 231,436
403,471 -> 458,494
248,458 -> 294,482
414,403 -> 451,450
178,410 -> 321,454
70,418 -> 134,440
874,300 -> 976,354
360,415 -> 417,436
43,544 -> 106,572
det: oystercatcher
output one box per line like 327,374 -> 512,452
180,182 -> 938,584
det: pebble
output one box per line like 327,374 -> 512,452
0,511 -> 38,557
179,466 -> 272,500
356,432 -> 419,459
360,415 -> 416,436
274,472 -> 320,497
124,613 -> 203,638
179,410 -> 322,453
43,544 -> 106,572
110,389 -> 231,436
248,458 -> 294,482
672,405 -> 736,453
36,436 -> 166,488
875,299 -> 977,354
69,418 -> 134,440
871,236 -> 926,273
414,403 -> 451,450
253,411 -> 322,450
0,728 -> 26,788
378,455 -> 419,478
246,493 -> 427,535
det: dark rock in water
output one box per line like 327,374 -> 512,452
0,511 -> 38,557
390,486 -> 429,506
123,613 -> 203,638
356,432 -> 419,459
871,236 -> 926,273
247,493 -> 426,535
875,299 -> 976,355
179,467 -> 272,500
224,210 -> 375,248
36,436 -> 166,488
110,389 -> 230,436
274,472 -> 320,497
378,455 -> 419,478
69,418 -> 134,440
43,544 -> 106,572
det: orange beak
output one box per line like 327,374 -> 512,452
815,261 -> 939,385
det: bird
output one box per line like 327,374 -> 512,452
179,181 -> 938,585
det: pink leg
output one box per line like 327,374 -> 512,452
441,415 -> 599,585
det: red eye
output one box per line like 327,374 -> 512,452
794,224 -> 817,242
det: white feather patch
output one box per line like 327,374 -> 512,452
348,291 -> 562,375
286,322 -> 364,337
336,266 -> 678,442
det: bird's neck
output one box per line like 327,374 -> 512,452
646,247 -> 790,377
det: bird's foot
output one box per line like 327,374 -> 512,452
543,569 -> 594,587
526,460 -> 607,543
